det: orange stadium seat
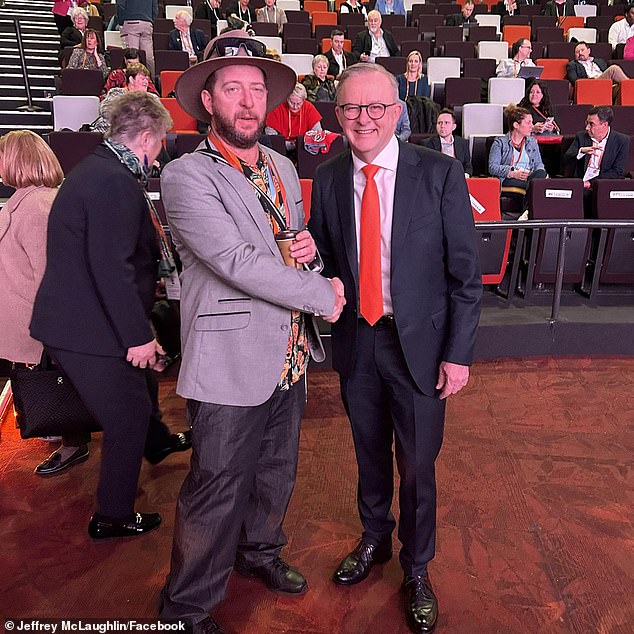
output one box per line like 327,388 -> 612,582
502,25 -> 531,47
160,70 -> 184,98
574,78 -> 612,105
300,179 -> 313,222
160,97 -> 198,133
619,79 -> 634,105
312,10 -> 337,31
303,0 -> 328,17
536,58 -> 568,81
321,38 -> 352,53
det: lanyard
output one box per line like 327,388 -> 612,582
287,107 -> 302,141
532,105 -> 560,134
510,137 -> 525,167
406,76 -> 419,96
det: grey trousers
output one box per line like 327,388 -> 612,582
160,379 -> 306,623
120,20 -> 155,76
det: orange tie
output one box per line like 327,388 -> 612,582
359,164 -> 383,326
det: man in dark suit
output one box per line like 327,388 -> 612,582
543,0 -> 575,18
194,0 -> 224,37
352,10 -> 399,62
445,0 -> 477,26
308,64 -> 482,634
169,11 -> 209,62
563,106 -> 630,216
423,108 -> 473,177
325,29 -> 355,79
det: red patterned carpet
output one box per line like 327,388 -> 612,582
0,358 -> 633,633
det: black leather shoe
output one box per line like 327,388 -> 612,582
34,445 -> 89,477
88,512 -> 161,540
402,574 -> 439,633
146,431 -> 192,465
332,538 -> 392,586
235,557 -> 308,594
191,616 -> 225,634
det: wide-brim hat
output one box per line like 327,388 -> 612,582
174,30 -> 297,123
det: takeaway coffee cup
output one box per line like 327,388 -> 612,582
275,229 -> 301,268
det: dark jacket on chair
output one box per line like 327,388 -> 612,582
563,129 -> 630,180
168,28 -> 209,58
423,135 -> 473,176
351,28 -> 399,60
566,58 -> 608,84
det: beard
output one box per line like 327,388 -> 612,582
213,108 -> 265,149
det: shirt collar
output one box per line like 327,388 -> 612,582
352,134 -> 399,175
591,128 -> 610,146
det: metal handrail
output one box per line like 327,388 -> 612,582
474,218 -> 634,323
13,18 -> 43,112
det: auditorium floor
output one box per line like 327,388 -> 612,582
1,358 -> 633,634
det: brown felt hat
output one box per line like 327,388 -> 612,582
174,30 -> 296,122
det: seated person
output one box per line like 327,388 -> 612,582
60,7 -> 88,51
608,3 -> 634,50
446,0 -> 477,26
67,29 -> 109,77
352,10 -> 399,62
226,0 -> 254,24
563,106 -> 630,215
423,108 -> 473,177
375,0 -> 406,16
265,83 -> 322,151
325,30 -> 355,79
493,0 -> 518,18
395,99 -> 411,142
396,51 -> 430,100
489,105 -> 547,212
102,47 -> 158,97
567,41 -> 629,102
256,0 -> 287,35
517,79 -> 560,135
301,55 -> 337,102
339,0 -> 368,17
169,10 -> 209,64
543,0 -> 575,19
194,0 -> 224,38
496,38 -> 536,77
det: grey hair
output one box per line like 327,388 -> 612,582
173,9 -> 193,25
107,92 -> 173,143
367,9 -> 382,21
312,54 -> 328,70
336,63 -> 399,104
70,7 -> 88,23
291,82 -> 307,100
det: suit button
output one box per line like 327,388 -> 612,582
281,324 -> 289,332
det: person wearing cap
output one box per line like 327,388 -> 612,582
158,31 -> 346,634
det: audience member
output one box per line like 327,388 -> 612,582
117,0 -> 157,77
325,30 -> 355,79
375,0 -> 406,16
195,0 -> 224,38
266,83 -> 323,149
226,0 -> 254,24
352,10 -> 399,62
489,105 -> 547,214
517,80 -> 559,135
159,31 -> 343,634
169,10 -> 209,65
543,0 -> 575,19
339,0 -> 368,17
493,0 -> 518,18
567,42 -> 629,102
423,108 -> 473,177
60,7 -> 88,50
446,0 -> 477,26
563,106 -> 630,215
67,29 -> 109,77
102,48 -> 158,97
396,51 -> 430,100
395,98 -> 411,141
30,92 -> 174,539
302,55 -> 337,103
256,0 -> 287,35
496,38 -> 536,77
608,4 -> 634,50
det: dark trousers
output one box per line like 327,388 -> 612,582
47,346 -> 152,519
54,13 -> 72,35
340,321 -> 446,577
161,379 -> 306,623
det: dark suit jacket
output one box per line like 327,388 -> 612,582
225,1 -> 254,23
30,145 -> 159,356
194,1 -> 223,35
563,129 -> 630,180
168,28 -> 209,57
60,26 -> 82,49
543,0 -> 575,17
308,142 -> 482,396
351,28 -> 399,61
566,58 -> 608,83
445,12 -> 477,26
325,48 -> 356,78
422,135 -> 473,176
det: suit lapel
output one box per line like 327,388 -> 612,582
334,150 -> 358,287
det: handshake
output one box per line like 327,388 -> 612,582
323,277 -> 346,323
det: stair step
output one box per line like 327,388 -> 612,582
0,96 -> 52,111
0,64 -> 60,74
0,85 -> 53,97
0,54 -> 61,67
0,73 -> 56,87
0,124 -> 53,135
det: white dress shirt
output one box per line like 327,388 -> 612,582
579,57 -> 602,79
333,50 -> 345,76
608,18 -> 634,49
579,130 -> 609,182
369,30 -> 389,62
352,135 -> 399,315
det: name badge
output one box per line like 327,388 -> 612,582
165,271 -> 181,301
469,194 -> 486,215
545,189 -> 572,199
609,191 -> 634,199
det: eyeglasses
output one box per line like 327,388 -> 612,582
337,102 -> 398,120
207,37 -> 267,60
520,45 -> 532,50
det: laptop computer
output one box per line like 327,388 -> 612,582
518,66 -> 544,80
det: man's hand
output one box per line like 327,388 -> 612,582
436,361 -> 470,400
127,339 -> 163,369
323,277 -> 346,323
583,180 -> 592,189
580,145 -> 600,156
290,229 -> 317,264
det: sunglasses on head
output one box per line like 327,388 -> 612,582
208,37 -> 267,60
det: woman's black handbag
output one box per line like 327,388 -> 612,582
10,354 -> 101,439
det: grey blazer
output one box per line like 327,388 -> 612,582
161,141 -> 335,406
488,133 -> 545,181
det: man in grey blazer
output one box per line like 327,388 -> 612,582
159,31 -> 345,634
